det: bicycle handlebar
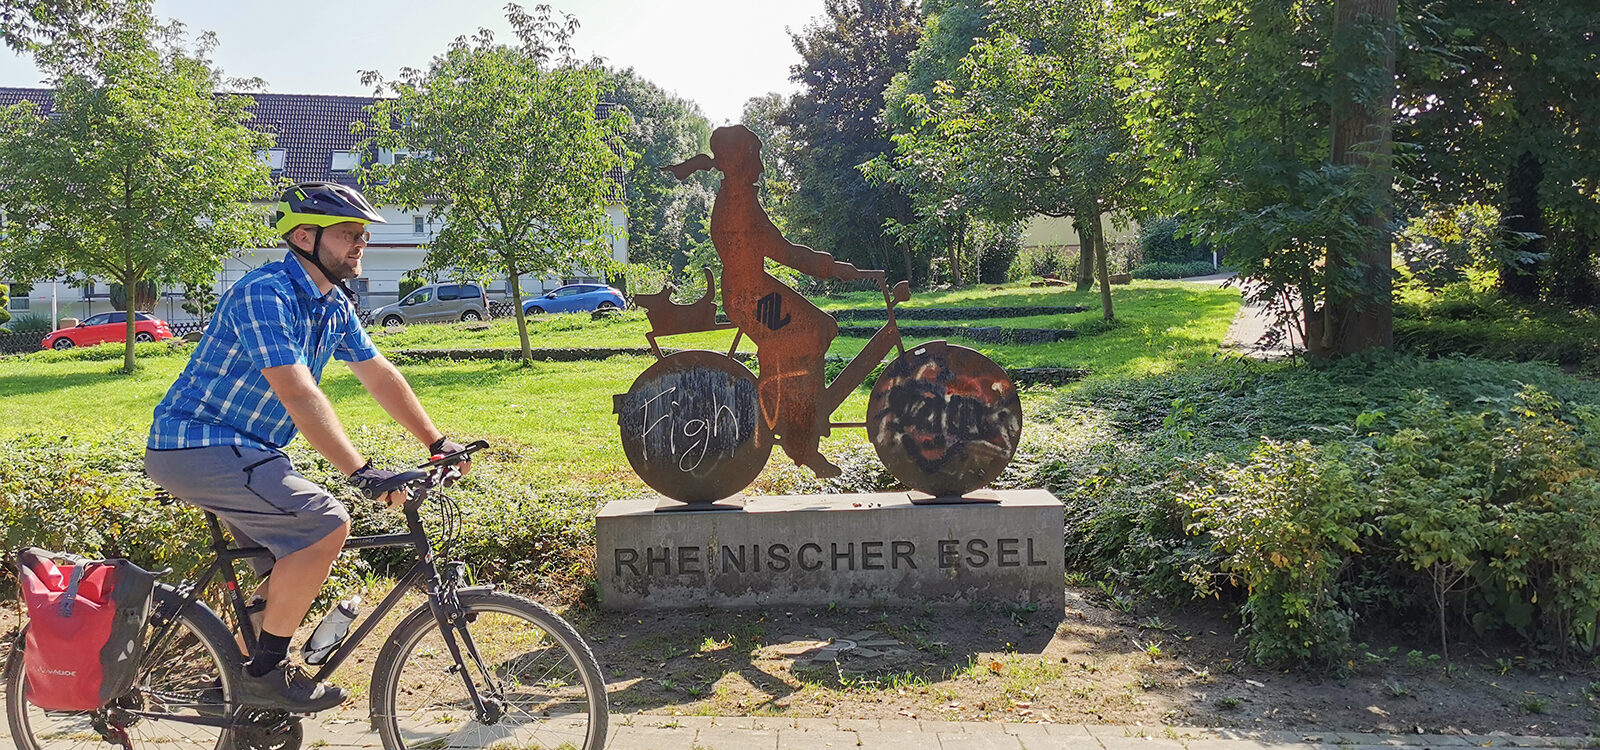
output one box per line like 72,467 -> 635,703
361,440 -> 489,509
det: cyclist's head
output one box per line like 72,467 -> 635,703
273,182 -> 386,290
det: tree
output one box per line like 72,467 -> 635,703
877,0 -> 1139,319
359,5 -> 632,364
0,2 -> 275,372
1398,2 -> 1600,305
867,0 -> 991,289
1122,0 -> 1397,354
780,0 -> 922,282
602,67 -> 714,274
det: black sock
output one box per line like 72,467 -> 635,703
248,630 -> 292,677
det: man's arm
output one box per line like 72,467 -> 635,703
345,353 -> 444,451
260,364 -> 367,475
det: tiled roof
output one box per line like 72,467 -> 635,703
246,92 -> 377,188
0,87 -> 624,199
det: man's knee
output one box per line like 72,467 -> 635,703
302,520 -> 350,560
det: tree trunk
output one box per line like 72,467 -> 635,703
948,218 -> 967,288
1073,209 -> 1095,291
1093,211 -> 1114,322
1499,151 -> 1544,300
120,270 -> 138,373
1315,0 -> 1397,357
506,257 -> 533,365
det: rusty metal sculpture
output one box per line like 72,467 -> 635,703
614,125 -> 1022,508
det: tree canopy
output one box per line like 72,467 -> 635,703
0,2 -> 275,371
602,67 -> 714,274
779,0 -> 922,281
359,4 -> 632,364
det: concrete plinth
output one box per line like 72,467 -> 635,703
595,489 -> 1064,610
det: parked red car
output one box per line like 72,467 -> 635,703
40,311 -> 174,350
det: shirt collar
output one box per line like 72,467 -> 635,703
282,250 -> 337,302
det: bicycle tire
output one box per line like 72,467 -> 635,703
5,585 -> 241,750
370,591 -> 608,750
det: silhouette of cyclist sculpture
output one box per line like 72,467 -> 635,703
615,125 -> 1022,507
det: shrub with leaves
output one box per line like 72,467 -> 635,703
1371,389 -> 1600,655
1179,440 -> 1376,667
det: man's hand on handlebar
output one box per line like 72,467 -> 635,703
348,462 -> 408,508
349,440 -> 488,510
428,436 -> 473,477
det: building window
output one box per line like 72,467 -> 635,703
413,216 -> 425,234
257,148 -> 286,172
6,283 -> 29,311
330,151 -> 360,172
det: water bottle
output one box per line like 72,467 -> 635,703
301,597 -> 360,665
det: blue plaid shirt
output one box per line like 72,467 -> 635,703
148,252 -> 379,451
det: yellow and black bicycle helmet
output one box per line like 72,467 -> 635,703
273,181 -> 386,235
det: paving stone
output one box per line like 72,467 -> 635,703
715,716 -> 798,731
936,731 -> 1024,750
694,727 -> 779,750
878,718 -> 927,733
1002,723 -> 1057,737
793,717 -> 843,731
837,718 -> 882,732
609,725 -> 701,750
778,729 -> 860,749
1045,724 -> 1098,738
1019,733 -> 1102,750
859,731 -> 922,750
1098,736 -> 1188,750
1186,740 -> 1289,750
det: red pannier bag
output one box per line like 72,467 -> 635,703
17,548 -> 158,711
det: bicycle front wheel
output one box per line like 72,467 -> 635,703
5,586 -> 239,750
371,591 -> 608,750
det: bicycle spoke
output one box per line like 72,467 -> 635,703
377,599 -> 601,750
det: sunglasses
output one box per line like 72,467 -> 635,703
328,227 -> 371,244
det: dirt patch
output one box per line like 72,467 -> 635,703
572,587 -> 1600,736
5,586 -> 1597,736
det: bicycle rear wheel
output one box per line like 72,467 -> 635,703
370,591 -> 608,750
5,585 -> 239,750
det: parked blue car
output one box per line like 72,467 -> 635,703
523,283 -> 627,314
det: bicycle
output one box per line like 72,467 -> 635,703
5,440 -> 609,750
615,270 -> 1023,504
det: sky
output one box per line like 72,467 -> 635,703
0,0 -> 830,125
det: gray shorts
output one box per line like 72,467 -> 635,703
144,445 -> 350,575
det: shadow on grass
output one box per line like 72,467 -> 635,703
0,368 -> 134,398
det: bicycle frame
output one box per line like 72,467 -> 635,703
816,279 -> 912,428
139,500 -> 499,727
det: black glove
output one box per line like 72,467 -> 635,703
429,436 -> 467,458
348,462 -> 404,501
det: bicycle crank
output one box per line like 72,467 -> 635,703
232,709 -> 304,750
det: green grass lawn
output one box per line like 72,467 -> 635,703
375,280 -> 1240,377
0,280 -> 1238,492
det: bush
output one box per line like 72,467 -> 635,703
1137,217 -> 1208,264
1394,283 -> 1600,370
1395,203 -> 1507,290
1181,440 -> 1374,667
1131,260 -> 1217,280
1036,354 -> 1600,666
1009,245 -> 1077,281
5,313 -> 55,334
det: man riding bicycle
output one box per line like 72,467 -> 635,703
144,182 -> 469,713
